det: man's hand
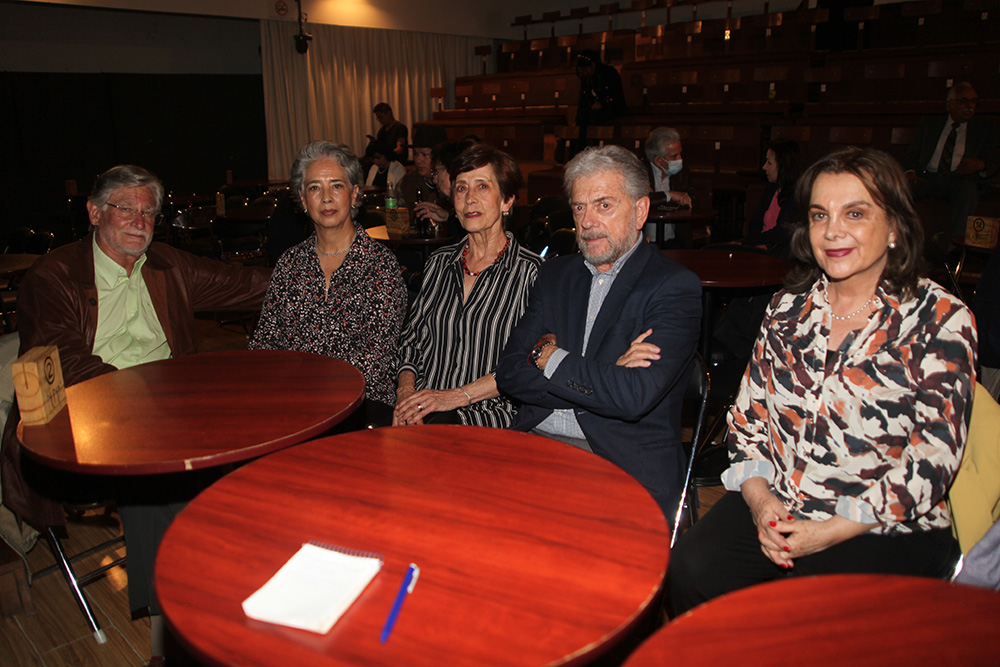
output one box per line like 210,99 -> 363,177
414,202 -> 449,223
530,334 -> 558,372
669,191 -> 692,208
955,157 -> 986,175
616,329 -> 661,368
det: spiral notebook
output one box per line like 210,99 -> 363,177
242,542 -> 383,634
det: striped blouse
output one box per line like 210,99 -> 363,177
399,233 -> 541,427
723,277 -> 977,535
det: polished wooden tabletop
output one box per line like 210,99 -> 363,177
624,574 -> 1000,665
17,350 -> 364,475
155,425 -> 671,667
662,248 -> 793,288
0,253 -> 41,278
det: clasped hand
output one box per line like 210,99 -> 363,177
393,386 -> 467,425
743,479 -> 872,569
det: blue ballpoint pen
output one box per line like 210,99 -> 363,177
380,563 -> 419,643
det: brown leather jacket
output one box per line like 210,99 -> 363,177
1,236 -> 271,526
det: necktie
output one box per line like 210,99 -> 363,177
938,122 -> 960,174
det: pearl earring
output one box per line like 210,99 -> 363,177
889,241 -> 896,249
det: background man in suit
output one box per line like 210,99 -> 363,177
497,145 -> 701,520
644,126 -> 694,246
904,81 -> 999,239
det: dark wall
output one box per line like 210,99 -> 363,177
0,72 -> 267,246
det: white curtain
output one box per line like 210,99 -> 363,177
261,20 -> 489,180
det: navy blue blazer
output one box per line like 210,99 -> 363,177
904,115 -> 999,181
496,240 -> 702,518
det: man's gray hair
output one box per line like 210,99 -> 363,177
89,165 -> 164,211
564,145 -> 650,203
946,81 -> 975,101
289,141 -> 364,197
644,126 -> 680,163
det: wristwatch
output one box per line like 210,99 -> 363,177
529,341 -> 554,370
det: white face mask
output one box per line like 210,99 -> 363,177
664,159 -> 683,176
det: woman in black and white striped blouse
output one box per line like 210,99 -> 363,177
393,145 -> 541,427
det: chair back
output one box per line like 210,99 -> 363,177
672,353 -> 710,544
949,382 -> 1000,554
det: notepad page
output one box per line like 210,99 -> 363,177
242,543 -> 382,634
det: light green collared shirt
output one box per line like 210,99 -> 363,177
92,235 -> 171,369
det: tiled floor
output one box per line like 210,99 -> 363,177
0,316 -> 727,666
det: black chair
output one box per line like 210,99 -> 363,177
522,196 -> 575,256
171,205 -> 217,257
672,353 -> 710,545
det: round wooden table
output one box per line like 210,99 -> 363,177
662,248 -> 794,288
155,425 -> 671,666
0,253 -> 41,279
624,574 -> 1000,665
662,248 -> 794,360
646,208 -> 716,248
17,350 -> 365,475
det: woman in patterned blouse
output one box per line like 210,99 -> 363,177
250,141 -> 407,426
393,144 -> 541,427
669,147 -> 976,614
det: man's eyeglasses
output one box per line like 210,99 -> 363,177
106,201 -> 163,224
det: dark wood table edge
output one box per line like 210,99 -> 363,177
16,351 -> 365,476
157,425 -> 671,666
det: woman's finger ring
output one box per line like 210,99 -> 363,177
417,404 -> 423,410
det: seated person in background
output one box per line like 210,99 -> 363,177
710,140 -> 802,364
368,102 -> 408,164
496,145 -> 702,520
573,50 -> 626,158
400,125 -> 447,230
904,81 -> 998,241
364,140 -> 406,190
1,164 -> 271,661
413,138 -> 475,239
669,147 -> 975,615
250,141 -> 407,427
643,126 -> 693,246
743,139 -> 802,258
394,144 -> 541,427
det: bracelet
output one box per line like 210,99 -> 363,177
529,341 -> 555,370
459,386 -> 473,406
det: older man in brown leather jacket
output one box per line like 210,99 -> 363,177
1,164 -> 269,661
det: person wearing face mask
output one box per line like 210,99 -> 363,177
643,127 -> 693,246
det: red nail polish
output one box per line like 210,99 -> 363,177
787,515 -> 794,521
783,546 -> 790,552
769,521 -> 776,527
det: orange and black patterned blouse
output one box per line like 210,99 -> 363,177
723,276 -> 977,535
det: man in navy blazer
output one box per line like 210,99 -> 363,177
904,81 -> 999,238
496,146 -> 701,521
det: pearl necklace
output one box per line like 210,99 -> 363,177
462,236 -> 510,277
315,235 -> 354,258
831,296 -> 873,321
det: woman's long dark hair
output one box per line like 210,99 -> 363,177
786,146 -> 924,300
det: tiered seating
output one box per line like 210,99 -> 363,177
426,0 -> 1000,228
